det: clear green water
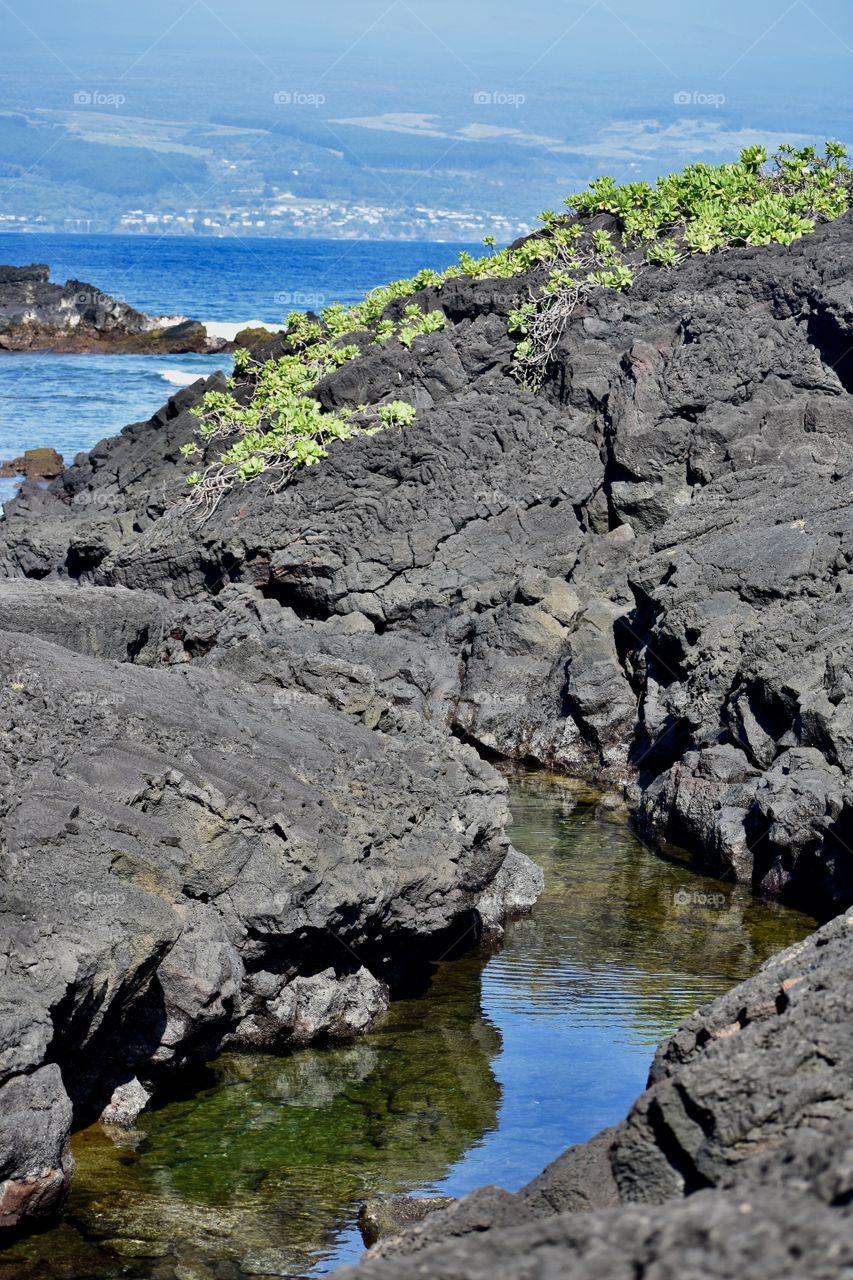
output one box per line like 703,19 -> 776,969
0,771 -> 815,1280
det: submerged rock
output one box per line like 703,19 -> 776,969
98,1078 -> 152,1129
358,1196 -> 456,1248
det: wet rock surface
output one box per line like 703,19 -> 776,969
0,264 -> 225,353
0,448 -> 64,484
358,1197 -> 456,1249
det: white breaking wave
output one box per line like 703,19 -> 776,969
159,369 -> 202,388
203,320 -> 284,342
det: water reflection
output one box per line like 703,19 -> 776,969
0,770 -> 814,1279
433,769 -> 815,1196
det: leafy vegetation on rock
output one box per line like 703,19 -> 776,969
399,305 -> 447,348
186,143 -> 851,505
184,340 -> 417,513
512,142 -> 852,386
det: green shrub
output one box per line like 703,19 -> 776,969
378,400 -> 418,428
399,306 -> 447,348
186,141 -> 851,507
373,318 -> 396,344
185,332 -> 417,512
510,141 -> 852,386
644,239 -> 682,267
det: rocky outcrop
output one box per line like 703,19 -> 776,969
358,1197 -> 456,1248
0,608 -> 540,1232
342,1191 -> 852,1279
2,213 -> 853,1246
0,264 -> 226,353
335,911 -> 853,1277
0,449 -> 63,485
3,217 -> 853,916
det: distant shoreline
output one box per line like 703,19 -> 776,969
0,228 -> 495,245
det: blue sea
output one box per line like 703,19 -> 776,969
0,233 -> 479,502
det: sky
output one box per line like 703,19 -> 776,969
1,0 -> 852,236
4,0 -> 853,114
2,1 -> 850,136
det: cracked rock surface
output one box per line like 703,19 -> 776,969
0,623 -> 537,1231
4,217 -> 853,914
2,214 -> 853,1246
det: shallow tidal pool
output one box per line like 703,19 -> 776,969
1,770 -> 815,1279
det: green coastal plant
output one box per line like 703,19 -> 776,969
644,238 -> 682,267
398,306 -> 447,348
185,141 -> 851,507
378,400 -> 418,428
185,336 -> 417,512
509,141 -> 852,387
373,318 -> 396,344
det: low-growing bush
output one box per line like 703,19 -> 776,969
510,141 -> 852,386
185,339 -> 416,514
398,306 -> 446,348
185,142 -> 851,507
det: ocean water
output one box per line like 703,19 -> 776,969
0,232 -> 480,323
0,233 -> 480,504
0,351 -> 229,502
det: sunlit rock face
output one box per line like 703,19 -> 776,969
0,263 -> 221,353
0,622 -> 535,1233
4,217 -> 853,916
2,207 -> 853,1250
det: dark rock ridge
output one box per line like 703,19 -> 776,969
0,601 -> 540,1231
335,912 -> 853,1277
3,216 -> 853,916
0,263 -> 227,353
2,213 -> 853,1247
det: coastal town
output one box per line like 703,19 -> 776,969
0,196 -> 530,241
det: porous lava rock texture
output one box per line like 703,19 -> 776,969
3,214 -> 853,1238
